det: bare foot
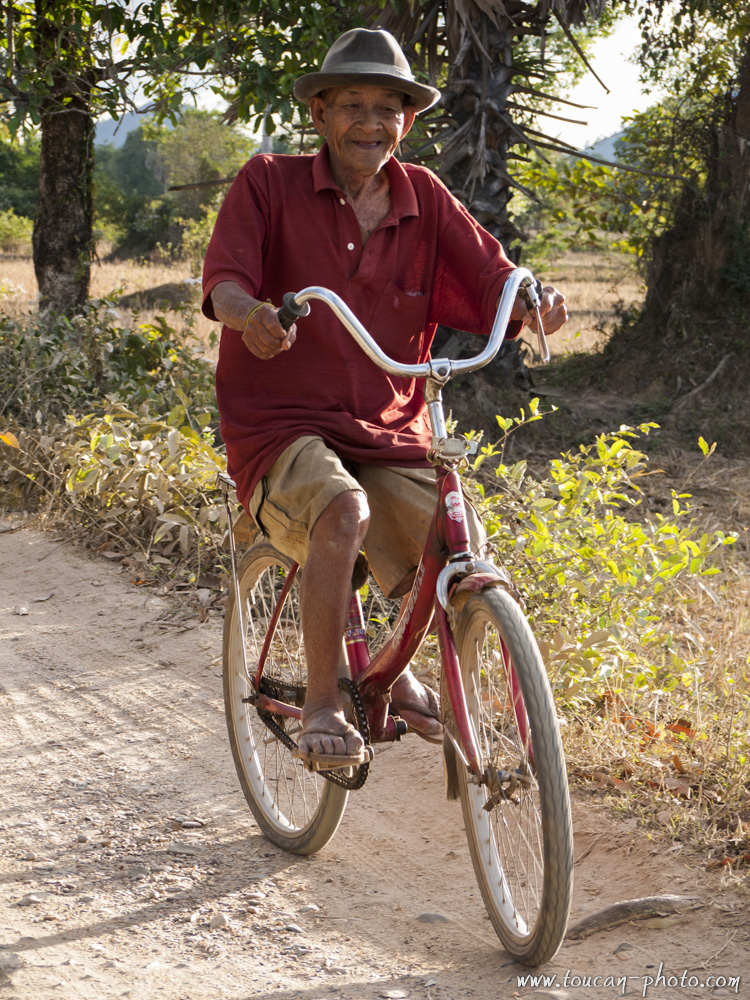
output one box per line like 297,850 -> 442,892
391,669 -> 443,740
298,704 -> 365,759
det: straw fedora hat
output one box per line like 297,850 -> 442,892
294,28 -> 440,113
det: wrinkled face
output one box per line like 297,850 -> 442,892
310,84 -> 416,179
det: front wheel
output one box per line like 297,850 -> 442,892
453,587 -> 573,966
223,542 -> 349,855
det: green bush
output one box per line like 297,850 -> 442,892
463,410 -> 746,831
0,304 -> 217,428
1,306 -> 224,579
3,408 -> 227,581
0,208 -> 33,254
472,417 -> 736,707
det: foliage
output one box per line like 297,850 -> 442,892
475,421 -> 734,703
0,303 -> 217,429
0,208 -> 33,254
0,2 -> 360,137
180,207 -> 220,276
145,109 -> 256,220
461,407 -> 747,842
96,130 -> 162,198
0,306 -> 224,580
2,409 -> 228,583
0,131 -> 40,217
620,0 -> 750,96
94,114 -> 254,257
515,86 -> 750,286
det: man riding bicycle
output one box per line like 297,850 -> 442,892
202,27 -> 567,767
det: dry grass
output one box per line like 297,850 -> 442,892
518,248 -> 645,359
2,247 -> 644,364
1,255 -> 221,359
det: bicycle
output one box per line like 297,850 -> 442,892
217,266 -> 573,966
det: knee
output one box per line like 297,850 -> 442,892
312,490 -> 370,553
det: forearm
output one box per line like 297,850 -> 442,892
209,281 -> 260,332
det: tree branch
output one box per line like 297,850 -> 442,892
554,15 -> 610,94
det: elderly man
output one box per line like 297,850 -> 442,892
203,27 -> 567,766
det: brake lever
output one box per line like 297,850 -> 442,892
519,277 -> 551,364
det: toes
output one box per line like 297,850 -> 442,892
399,707 -> 443,737
298,724 -> 364,758
343,728 -> 365,755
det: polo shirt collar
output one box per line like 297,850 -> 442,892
312,143 -> 418,221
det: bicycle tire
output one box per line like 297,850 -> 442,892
223,542 -> 348,855
453,587 -> 573,965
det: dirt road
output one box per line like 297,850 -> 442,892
1,522 -> 747,1000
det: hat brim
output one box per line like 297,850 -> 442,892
294,72 -> 440,113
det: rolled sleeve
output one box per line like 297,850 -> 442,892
202,161 -> 268,322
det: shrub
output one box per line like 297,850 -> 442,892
3,409 -> 228,583
464,410 -> 746,842
0,303 -> 217,429
0,208 -> 33,254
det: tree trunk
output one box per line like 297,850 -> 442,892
437,8 -> 522,257
643,39 -> 750,328
33,90 -> 94,314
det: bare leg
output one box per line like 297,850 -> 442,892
298,490 -> 369,758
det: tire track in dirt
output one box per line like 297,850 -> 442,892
1,522 -> 748,1000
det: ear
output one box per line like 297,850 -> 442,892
400,105 -> 417,140
309,96 -> 328,138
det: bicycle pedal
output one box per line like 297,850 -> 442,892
292,745 -> 374,772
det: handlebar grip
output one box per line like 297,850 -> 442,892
277,292 -> 311,331
518,277 -> 544,310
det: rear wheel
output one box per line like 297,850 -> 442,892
454,587 -> 573,965
223,542 -> 348,855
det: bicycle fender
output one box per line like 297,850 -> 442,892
451,571 -> 521,605
451,572 -> 505,596
442,735 -> 461,802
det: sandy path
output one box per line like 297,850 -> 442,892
0,522 -> 747,1000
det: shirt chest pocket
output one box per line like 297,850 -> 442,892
369,279 -> 429,364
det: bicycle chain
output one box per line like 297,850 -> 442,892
256,677 -> 370,791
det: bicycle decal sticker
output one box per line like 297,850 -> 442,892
445,491 -> 465,521
345,603 -> 366,645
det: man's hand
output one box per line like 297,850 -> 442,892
210,280 -> 296,360
511,285 -> 567,335
242,304 -> 296,360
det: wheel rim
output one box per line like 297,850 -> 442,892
226,556 -> 331,837
463,616 -> 546,940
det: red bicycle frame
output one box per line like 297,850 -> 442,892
251,462 -> 500,777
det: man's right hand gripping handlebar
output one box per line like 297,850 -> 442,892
242,292 -> 311,359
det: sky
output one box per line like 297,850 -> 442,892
552,14 -> 664,150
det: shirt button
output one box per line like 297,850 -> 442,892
347,242 -> 355,250
339,198 -> 346,205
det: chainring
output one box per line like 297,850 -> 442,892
255,675 -> 371,790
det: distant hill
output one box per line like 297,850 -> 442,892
580,130 -> 627,164
95,111 -> 143,148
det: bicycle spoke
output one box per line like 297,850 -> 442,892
223,544 -> 348,854
455,588 -> 572,964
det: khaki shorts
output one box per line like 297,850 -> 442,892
247,435 -> 486,599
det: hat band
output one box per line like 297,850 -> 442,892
320,60 -> 414,83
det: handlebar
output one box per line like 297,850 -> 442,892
276,266 -> 549,382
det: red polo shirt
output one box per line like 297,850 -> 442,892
202,145 -> 519,510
